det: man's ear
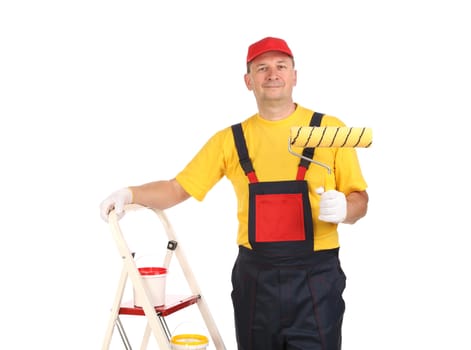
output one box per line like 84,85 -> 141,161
244,73 -> 253,91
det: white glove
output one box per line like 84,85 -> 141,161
316,187 -> 347,224
100,187 -> 133,222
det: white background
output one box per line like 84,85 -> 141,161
1,1 -> 470,349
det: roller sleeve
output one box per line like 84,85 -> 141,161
290,126 -> 372,148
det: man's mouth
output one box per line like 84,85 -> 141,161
263,83 -> 284,88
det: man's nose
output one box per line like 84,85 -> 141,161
266,68 -> 279,80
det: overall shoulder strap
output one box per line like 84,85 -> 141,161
296,112 -> 324,180
231,123 -> 259,183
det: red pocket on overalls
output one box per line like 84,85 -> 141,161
255,193 -> 305,242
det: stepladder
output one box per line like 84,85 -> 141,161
102,204 -> 226,350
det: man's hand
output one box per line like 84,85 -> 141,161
100,188 -> 133,222
316,187 -> 347,224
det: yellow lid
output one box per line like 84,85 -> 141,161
171,334 -> 208,346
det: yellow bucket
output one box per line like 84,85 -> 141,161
170,334 -> 209,349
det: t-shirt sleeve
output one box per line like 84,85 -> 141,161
175,129 -> 228,201
335,147 -> 368,195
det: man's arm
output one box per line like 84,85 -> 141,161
130,178 -> 191,210
344,190 -> 369,224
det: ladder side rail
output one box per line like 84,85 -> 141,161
139,323 -> 151,350
153,208 -> 227,350
109,207 -> 172,350
139,318 -> 171,350
102,266 -> 130,350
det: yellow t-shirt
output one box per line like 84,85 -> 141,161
176,105 -> 368,251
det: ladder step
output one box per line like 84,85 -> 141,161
119,294 -> 200,317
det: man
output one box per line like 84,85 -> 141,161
100,36 -> 368,350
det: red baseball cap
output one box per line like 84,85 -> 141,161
246,37 -> 293,63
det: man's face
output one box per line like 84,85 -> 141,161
244,51 -> 297,103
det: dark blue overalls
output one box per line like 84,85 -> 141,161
230,113 -> 346,350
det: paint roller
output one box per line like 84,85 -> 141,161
288,126 -> 372,190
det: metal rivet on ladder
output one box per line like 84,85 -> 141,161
167,240 -> 178,251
